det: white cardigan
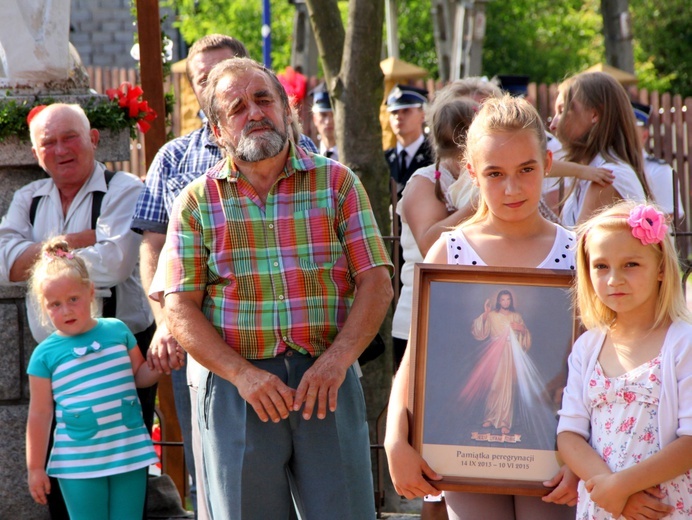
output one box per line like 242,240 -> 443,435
558,320 -> 692,448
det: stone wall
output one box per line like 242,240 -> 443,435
0,285 -> 45,520
70,0 -> 181,68
0,154 -> 47,518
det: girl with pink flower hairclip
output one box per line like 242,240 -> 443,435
558,200 -> 692,519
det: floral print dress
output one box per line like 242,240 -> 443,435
577,355 -> 692,519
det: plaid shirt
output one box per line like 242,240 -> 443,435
131,123 -> 318,233
165,144 -> 392,360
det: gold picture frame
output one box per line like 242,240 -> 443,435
409,264 -> 578,496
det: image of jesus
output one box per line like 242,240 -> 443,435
464,290 -> 530,435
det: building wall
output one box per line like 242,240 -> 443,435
70,0 -> 181,68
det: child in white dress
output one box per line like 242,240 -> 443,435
558,201 -> 692,519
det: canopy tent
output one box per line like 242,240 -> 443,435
379,57 -> 429,150
380,56 -> 428,81
583,63 -> 638,86
171,58 -> 204,135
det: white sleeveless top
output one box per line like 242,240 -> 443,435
444,224 -> 577,269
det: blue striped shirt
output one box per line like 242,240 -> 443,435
27,318 -> 158,478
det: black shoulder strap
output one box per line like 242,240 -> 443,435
29,169 -> 117,228
90,169 -> 116,229
29,196 -> 40,227
28,169 -> 119,317
95,169 -> 117,318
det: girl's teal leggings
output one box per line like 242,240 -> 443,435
58,467 -> 147,520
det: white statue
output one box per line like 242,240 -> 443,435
0,0 -> 85,90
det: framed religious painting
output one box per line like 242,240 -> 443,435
409,264 -> 579,496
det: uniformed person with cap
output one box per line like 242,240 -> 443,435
384,84 -> 434,196
311,86 -> 339,161
632,101 -> 684,220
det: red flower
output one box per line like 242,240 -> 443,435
277,66 -> 307,105
623,391 -> 636,404
106,81 -> 157,134
26,105 -> 48,125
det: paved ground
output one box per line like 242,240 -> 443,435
379,496 -> 427,519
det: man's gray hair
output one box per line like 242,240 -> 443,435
202,58 -> 290,130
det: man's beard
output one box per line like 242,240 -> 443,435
226,117 -> 288,162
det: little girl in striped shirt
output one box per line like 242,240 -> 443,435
26,238 -> 161,519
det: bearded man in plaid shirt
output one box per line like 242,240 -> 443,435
164,57 -> 393,520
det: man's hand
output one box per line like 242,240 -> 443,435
27,468 -> 51,505
234,365 -> 295,423
510,321 -> 526,332
146,321 -> 185,374
293,354 -> 348,420
622,487 -> 674,520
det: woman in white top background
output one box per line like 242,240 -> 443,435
392,86 -> 479,369
550,71 -> 653,227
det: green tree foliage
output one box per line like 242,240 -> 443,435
393,2 -> 437,76
166,0 -> 295,69
482,0 -> 603,83
395,0 -> 603,84
394,0 -> 690,96
630,0 -> 691,97
166,0 -> 690,96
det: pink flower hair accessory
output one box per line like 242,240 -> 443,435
626,204 -> 668,245
43,250 -> 75,262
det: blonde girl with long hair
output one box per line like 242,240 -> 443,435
558,201 -> 691,519
26,239 -> 161,520
385,95 -> 578,520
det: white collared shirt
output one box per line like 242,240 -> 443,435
0,162 -> 152,341
319,142 -> 339,161
396,134 -> 425,169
